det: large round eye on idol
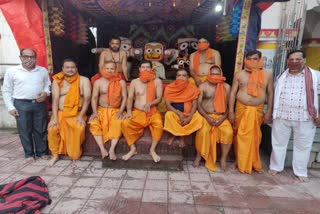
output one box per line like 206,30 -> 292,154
155,48 -> 162,54
179,42 -> 188,50
191,42 -> 198,49
186,59 -> 190,65
121,44 -> 129,50
178,59 -> 184,65
146,48 -> 152,53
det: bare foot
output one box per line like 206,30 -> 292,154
167,135 -> 175,145
71,160 -> 77,167
268,169 -> 278,176
39,155 -> 51,160
109,150 -> 117,161
150,151 -> 161,162
255,169 -> 264,174
122,149 -> 137,161
229,162 -> 237,170
297,176 -> 309,182
48,156 -> 59,167
192,155 -> 201,168
25,157 -> 35,164
101,149 -> 109,160
220,160 -> 227,172
178,137 -> 185,148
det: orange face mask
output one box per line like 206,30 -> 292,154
139,70 -> 155,82
197,43 -> 209,51
245,58 -> 263,72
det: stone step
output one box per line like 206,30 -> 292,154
102,154 -> 184,171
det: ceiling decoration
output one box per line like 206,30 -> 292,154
66,0 -> 218,24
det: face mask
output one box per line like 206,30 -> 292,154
197,43 -> 209,51
21,58 -> 36,68
288,61 -> 303,71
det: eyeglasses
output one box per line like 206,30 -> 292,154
20,55 -> 36,59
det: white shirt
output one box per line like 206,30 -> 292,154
2,65 -> 51,111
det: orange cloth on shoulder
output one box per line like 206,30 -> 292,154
207,65 -> 226,113
53,71 -> 81,117
193,48 -> 213,75
245,57 -> 265,97
100,68 -> 122,108
164,79 -> 200,115
139,70 -> 157,116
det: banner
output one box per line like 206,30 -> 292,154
0,0 -> 47,68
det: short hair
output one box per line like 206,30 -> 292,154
287,49 -> 306,59
246,50 -> 262,58
20,48 -> 37,57
176,68 -> 189,77
198,38 -> 209,43
62,58 -> 78,67
109,37 -> 121,43
104,61 -> 116,66
139,60 -> 152,68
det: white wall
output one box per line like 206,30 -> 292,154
261,3 -> 282,29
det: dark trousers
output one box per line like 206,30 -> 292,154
14,100 -> 48,158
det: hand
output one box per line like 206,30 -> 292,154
228,112 -> 236,129
76,115 -> 86,126
143,103 -> 151,112
9,109 -> 19,117
124,112 -> 132,120
116,111 -> 124,120
36,92 -> 47,103
314,117 -> 320,126
181,116 -> 192,126
195,78 -> 201,86
263,112 -> 272,124
48,118 -> 58,128
89,113 -> 99,122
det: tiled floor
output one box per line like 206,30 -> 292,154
1,130 -> 320,213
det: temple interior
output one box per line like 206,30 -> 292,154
46,0 -> 240,84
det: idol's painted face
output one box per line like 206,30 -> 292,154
62,61 -> 78,77
144,43 -> 164,61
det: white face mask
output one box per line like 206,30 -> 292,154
21,57 -> 36,68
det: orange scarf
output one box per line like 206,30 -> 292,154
53,71 -> 81,117
100,68 -> 122,108
193,47 -> 213,75
139,70 -> 157,116
245,58 -> 265,97
164,79 -> 200,115
207,65 -> 226,113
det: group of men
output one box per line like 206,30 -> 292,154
2,37 -> 320,182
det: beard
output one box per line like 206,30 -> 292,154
111,46 -> 120,52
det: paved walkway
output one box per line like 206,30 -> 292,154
0,130 -> 320,214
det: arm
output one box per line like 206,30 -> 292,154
125,80 -> 135,118
181,99 -> 198,125
189,54 -> 201,86
122,52 -> 128,81
36,70 -> 51,102
2,70 -> 16,114
228,72 -> 239,125
77,77 -> 92,124
48,80 -> 60,128
149,79 -> 163,106
264,72 -> 274,124
98,51 -> 107,71
214,50 -> 221,67
117,80 -> 128,119
165,100 -> 184,118
89,80 -> 99,121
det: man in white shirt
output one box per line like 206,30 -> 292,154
2,48 -> 51,163
269,50 -> 320,182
